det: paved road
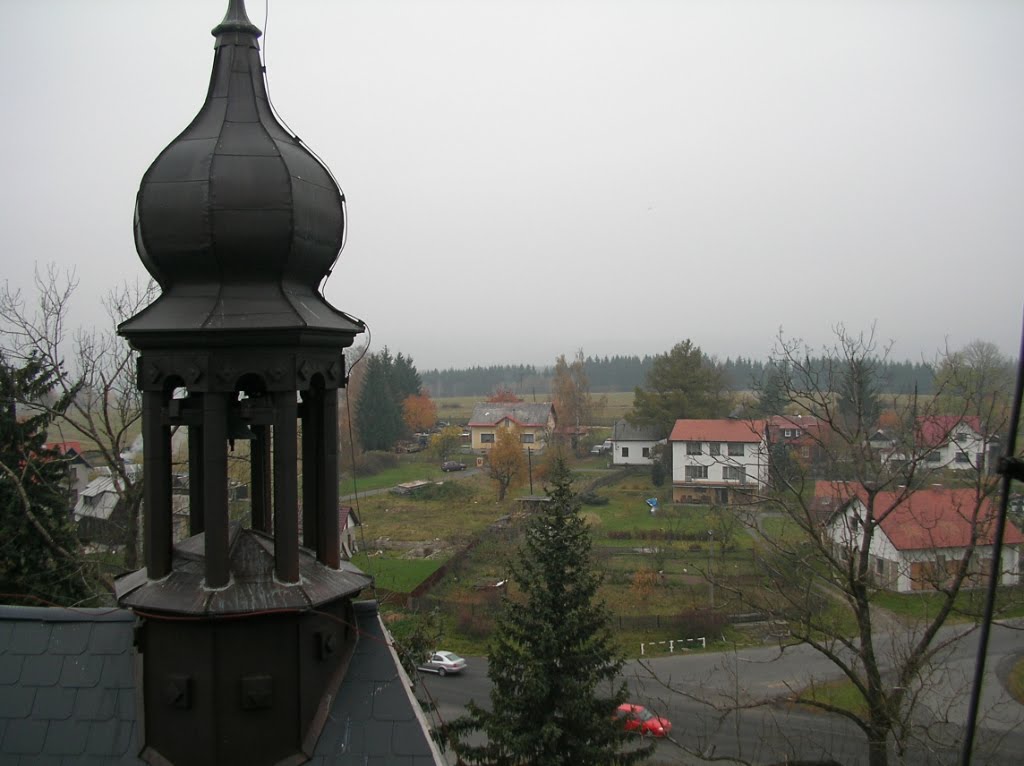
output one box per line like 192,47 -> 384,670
418,621 -> 1024,765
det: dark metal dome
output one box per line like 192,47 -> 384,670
121,0 -> 361,345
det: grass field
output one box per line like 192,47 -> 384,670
432,391 -> 635,428
351,554 -> 444,593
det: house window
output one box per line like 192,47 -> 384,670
801,446 -> 810,459
685,465 -> 709,480
480,433 -> 495,444
783,429 -> 793,438
722,466 -> 746,483
876,558 -> 884,577
709,442 -> 721,456
642,447 -> 650,458
728,443 -> 744,457
521,433 -> 535,444
925,451 -> 941,463
621,447 -> 629,458
687,441 -> 702,455
955,451 -> 969,463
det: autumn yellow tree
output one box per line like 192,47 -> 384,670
487,426 -> 526,501
430,424 -> 463,461
552,349 -> 602,456
402,391 -> 437,433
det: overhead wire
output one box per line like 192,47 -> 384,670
958,311 -> 1024,766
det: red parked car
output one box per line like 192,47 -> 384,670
615,703 -> 672,737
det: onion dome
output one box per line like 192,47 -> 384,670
120,0 -> 362,346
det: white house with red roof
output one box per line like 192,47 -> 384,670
669,419 -> 768,505
825,486 -> 1022,592
879,415 -> 993,473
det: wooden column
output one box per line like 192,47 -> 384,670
187,399 -> 205,535
250,424 -> 271,533
143,390 -> 172,578
273,391 -> 299,583
319,388 -> 340,568
301,389 -> 320,552
203,391 -> 229,587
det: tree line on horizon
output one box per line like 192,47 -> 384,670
420,354 -> 938,398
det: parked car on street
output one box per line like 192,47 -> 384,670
615,703 -> 672,737
441,461 -> 467,472
417,651 -> 467,676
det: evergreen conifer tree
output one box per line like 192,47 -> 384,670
441,457 -> 651,765
354,352 -> 403,451
0,352 -> 94,605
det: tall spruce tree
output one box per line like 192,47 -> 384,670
0,352 -> 94,606
441,457 -> 651,766
354,352 -> 404,451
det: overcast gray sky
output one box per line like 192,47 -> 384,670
2,0 -> 1022,371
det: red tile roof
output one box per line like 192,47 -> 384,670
916,416 -> 982,448
842,487 -> 1022,551
669,419 -> 765,443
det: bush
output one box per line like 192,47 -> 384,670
455,604 -> 496,640
676,608 -> 727,637
353,450 -> 399,476
416,481 -> 473,501
579,491 -> 609,506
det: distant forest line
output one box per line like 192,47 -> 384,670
420,355 -> 937,399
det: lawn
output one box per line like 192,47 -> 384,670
872,586 -> 1024,623
795,678 -> 868,718
352,554 -> 444,593
340,453 -> 451,496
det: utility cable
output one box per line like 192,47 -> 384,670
958,311 -> 1024,766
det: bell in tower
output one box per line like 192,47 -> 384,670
115,2 -> 371,763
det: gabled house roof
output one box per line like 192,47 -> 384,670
0,602 -> 442,764
73,477 -> 121,521
916,415 -> 983,448
611,419 -> 663,442
339,505 -> 360,529
669,419 -> 765,443
468,402 -> 555,428
765,414 -> 823,434
832,487 -> 1024,551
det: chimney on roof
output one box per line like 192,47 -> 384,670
115,3 -> 368,764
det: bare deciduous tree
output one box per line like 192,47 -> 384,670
0,265 -> 157,570
649,326 -> 1020,766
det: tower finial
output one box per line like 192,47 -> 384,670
212,0 -> 261,39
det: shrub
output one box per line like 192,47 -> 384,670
676,608 -> 727,637
416,481 -> 473,501
579,491 -> 609,506
455,604 -> 496,640
353,450 -> 399,476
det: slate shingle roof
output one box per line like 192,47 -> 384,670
611,419 -> 663,442
0,602 -> 441,765
0,606 -> 139,765
468,402 -> 554,428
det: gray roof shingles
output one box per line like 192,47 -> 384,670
0,601 -> 441,765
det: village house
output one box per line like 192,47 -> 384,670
468,402 -> 556,452
609,419 -> 664,466
823,486 -> 1023,592
669,419 -> 768,505
877,415 -> 995,473
764,414 -> 827,472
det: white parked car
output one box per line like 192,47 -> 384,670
417,651 -> 467,677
